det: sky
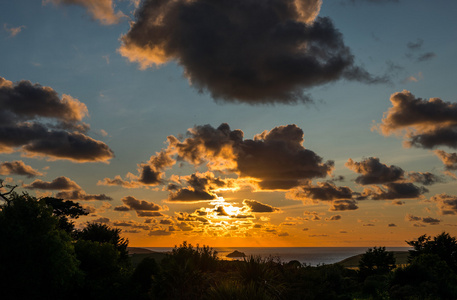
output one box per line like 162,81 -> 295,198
1,0 -> 457,247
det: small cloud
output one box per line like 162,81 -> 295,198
402,72 -> 423,83
325,215 -> 342,221
0,161 -> 43,178
417,52 -> 436,62
3,24 -> 25,37
388,223 -> 397,227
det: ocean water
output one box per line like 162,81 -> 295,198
144,247 -> 410,266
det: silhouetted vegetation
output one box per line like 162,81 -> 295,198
2,192 -> 457,299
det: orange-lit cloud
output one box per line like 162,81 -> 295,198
434,150 -> 457,171
103,123 -> 333,191
3,24 -> 25,37
430,193 -> 457,215
0,161 -> 43,178
44,0 -> 125,25
25,176 -> 81,190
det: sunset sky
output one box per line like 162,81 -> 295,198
2,0 -> 457,247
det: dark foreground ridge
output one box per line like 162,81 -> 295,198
2,191 -> 457,300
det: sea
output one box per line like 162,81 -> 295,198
143,247 -> 411,266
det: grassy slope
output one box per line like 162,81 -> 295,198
337,251 -> 410,269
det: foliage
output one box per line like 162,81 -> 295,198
40,197 -> 88,234
155,241 -> 219,299
2,196 -> 457,300
407,232 -> 457,273
0,193 -> 81,299
76,222 -> 130,267
358,246 -> 396,279
390,253 -> 457,299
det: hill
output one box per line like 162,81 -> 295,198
337,251 -> 409,268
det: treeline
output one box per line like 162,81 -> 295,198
1,192 -> 457,299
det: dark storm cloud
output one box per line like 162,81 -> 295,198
243,199 -> 279,213
434,150 -> 457,170
44,0 -> 125,25
25,176 -> 81,190
119,0 -> 384,104
408,172 -> 443,185
366,182 -> 428,200
170,124 -> 334,190
0,161 -> 43,178
345,157 -> 404,185
56,190 -> 113,201
376,90 -> 457,150
431,194 -> 457,215
0,76 -> 114,162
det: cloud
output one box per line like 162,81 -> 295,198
3,24 -> 25,37
326,215 -> 342,221
171,124 -> 334,190
0,161 -> 43,178
119,0 -> 384,104
92,217 -> 110,223
434,150 -> 457,171
430,194 -> 457,215
167,172 -> 227,202
114,196 -> 166,217
406,214 -> 441,225
136,211 -> 164,217
375,90 -> 457,149
388,223 -> 397,227
0,76 -> 113,162
43,0 -> 125,25
345,0 -> 399,3
55,190 -> 113,201
407,39 -> 424,50
121,195 -> 163,211
407,172 -> 443,185
25,176 -> 81,190
99,150 -> 175,188
365,182 -> 428,200
417,52 -> 436,62
345,157 -> 404,185
148,229 -> 172,236
330,199 -> 359,211
243,199 -> 279,213
287,181 -> 358,202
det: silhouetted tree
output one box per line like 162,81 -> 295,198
76,222 -> 129,266
0,193 -> 81,299
407,232 -> 457,273
156,242 -> 219,299
358,246 -> 396,279
40,197 -> 88,234
390,253 -> 457,299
